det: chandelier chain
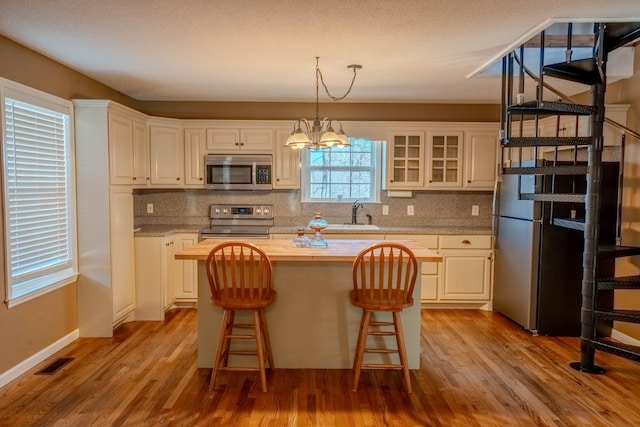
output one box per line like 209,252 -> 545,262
315,57 -> 359,102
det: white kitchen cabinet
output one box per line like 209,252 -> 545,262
184,128 -> 206,187
110,187 -> 137,324
149,121 -> 184,186
386,131 -> 425,189
74,100 -> 141,337
425,130 -> 463,189
438,235 -> 493,306
206,127 -> 274,151
134,234 -> 177,320
174,233 -> 199,302
107,109 -> 149,186
274,129 -> 301,189
464,129 -> 498,190
132,119 -> 150,187
108,110 -> 135,185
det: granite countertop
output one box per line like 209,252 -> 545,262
135,223 -> 492,237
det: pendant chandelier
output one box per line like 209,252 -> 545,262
285,57 -> 362,150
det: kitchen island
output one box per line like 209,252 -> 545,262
175,238 -> 442,369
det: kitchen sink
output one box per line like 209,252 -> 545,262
324,224 -> 380,230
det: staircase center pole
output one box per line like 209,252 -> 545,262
576,24 -> 607,373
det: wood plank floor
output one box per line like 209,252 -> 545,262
1,308 -> 640,426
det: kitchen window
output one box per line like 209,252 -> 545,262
1,78 -> 78,307
301,138 -> 382,203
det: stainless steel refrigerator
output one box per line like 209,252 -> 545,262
493,162 -> 618,336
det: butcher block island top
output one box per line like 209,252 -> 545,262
175,238 -> 442,262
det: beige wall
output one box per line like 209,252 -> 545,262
606,44 -> 640,340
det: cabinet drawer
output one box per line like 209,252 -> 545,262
421,261 -> 438,275
386,234 -> 438,249
439,235 -> 491,250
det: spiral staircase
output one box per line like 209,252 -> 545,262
500,22 -> 640,372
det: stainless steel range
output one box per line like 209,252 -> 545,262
199,204 -> 273,240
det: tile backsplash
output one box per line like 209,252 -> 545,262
133,189 -> 494,229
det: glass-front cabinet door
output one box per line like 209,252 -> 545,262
426,131 -> 463,188
386,131 -> 424,189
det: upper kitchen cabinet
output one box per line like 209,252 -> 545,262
132,120 -> 150,187
463,127 -> 499,190
425,130 -> 463,189
149,119 -> 184,186
274,129 -> 301,189
206,126 -> 274,152
107,106 -> 148,186
184,127 -> 206,187
386,131 -> 425,189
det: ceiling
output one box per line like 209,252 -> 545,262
1,0 -> 640,104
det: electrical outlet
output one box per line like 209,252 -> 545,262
146,203 -> 154,214
407,205 -> 414,216
472,205 -> 479,216
382,205 -> 389,215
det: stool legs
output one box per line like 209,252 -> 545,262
351,310 -> 412,393
210,309 -> 233,391
209,308 -> 273,392
352,310 -> 372,391
393,311 -> 411,393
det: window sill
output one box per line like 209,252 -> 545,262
5,273 -> 78,308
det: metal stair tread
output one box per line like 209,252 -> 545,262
501,165 -> 588,175
552,217 -> 585,231
597,275 -> 640,290
543,58 -> 602,85
594,309 -> 640,325
519,193 -> 585,203
503,136 -> 592,147
592,338 -> 640,363
597,245 -> 640,259
603,22 -> 640,53
507,100 -> 596,116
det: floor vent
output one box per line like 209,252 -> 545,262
36,357 -> 74,375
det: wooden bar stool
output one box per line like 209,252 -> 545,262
350,242 -> 418,393
205,242 -> 275,392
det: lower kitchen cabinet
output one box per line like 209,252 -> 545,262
173,233 -> 199,303
135,235 -> 176,320
437,235 -> 493,309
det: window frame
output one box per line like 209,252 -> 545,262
300,138 -> 383,203
1,78 -> 78,307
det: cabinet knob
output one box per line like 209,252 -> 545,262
462,239 -> 471,245
176,177 -> 180,181
467,180 -> 471,183
235,142 -> 239,146
146,177 -> 150,180
132,177 -> 136,181
199,177 -> 203,181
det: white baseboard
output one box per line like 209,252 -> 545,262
0,329 -> 79,389
611,328 -> 640,346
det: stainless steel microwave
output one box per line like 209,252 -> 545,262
205,154 -> 272,190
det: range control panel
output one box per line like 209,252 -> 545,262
209,204 -> 274,219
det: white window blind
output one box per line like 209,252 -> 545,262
2,85 -> 77,305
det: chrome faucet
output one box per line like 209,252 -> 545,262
352,200 -> 362,224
